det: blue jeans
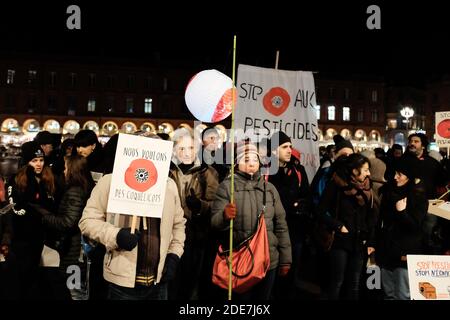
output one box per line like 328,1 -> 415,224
108,282 -> 168,300
381,267 -> 410,300
327,248 -> 363,300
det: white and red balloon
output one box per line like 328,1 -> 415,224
185,69 -> 236,123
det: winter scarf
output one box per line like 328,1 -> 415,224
332,172 -> 373,207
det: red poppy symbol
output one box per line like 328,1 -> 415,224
263,87 -> 291,116
124,159 -> 158,192
437,119 -> 450,139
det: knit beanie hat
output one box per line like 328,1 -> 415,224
270,131 -> 291,151
333,134 -> 354,153
235,141 -> 260,164
21,141 -> 45,163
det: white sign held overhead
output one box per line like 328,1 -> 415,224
107,133 -> 173,218
235,64 -> 320,181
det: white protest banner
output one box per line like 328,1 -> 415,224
236,64 -> 320,180
407,254 -> 450,300
107,133 -> 173,218
435,111 -> 450,147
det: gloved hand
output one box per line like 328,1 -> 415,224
223,203 -> 237,220
116,228 -> 140,251
161,253 -> 180,283
186,189 -> 201,212
278,264 -> 290,277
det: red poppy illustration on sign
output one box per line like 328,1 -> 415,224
124,159 -> 158,192
437,119 -> 450,139
263,87 -> 291,116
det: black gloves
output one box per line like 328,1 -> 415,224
161,253 -> 180,283
186,188 -> 202,213
116,228 -> 140,251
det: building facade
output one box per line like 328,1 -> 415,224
315,74 -> 386,151
0,53 -> 200,143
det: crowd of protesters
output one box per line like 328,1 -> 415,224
1,127 -> 450,301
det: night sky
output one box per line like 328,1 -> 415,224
1,2 -> 450,85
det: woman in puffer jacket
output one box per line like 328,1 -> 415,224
211,141 -> 292,300
38,155 -> 95,272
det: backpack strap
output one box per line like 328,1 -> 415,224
287,165 -> 302,187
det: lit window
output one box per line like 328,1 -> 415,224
343,107 -> 350,121
328,106 -> 335,121
88,99 -> 96,112
388,119 -> 397,129
7,69 -> 15,84
144,98 -> 153,114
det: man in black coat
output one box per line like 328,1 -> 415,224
406,133 -> 448,254
268,131 -> 314,298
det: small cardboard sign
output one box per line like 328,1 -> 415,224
107,133 -> 174,218
407,255 -> 450,300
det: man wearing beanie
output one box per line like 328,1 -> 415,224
268,131 -> 313,298
333,134 -> 354,159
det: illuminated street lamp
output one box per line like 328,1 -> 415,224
400,106 -> 414,133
